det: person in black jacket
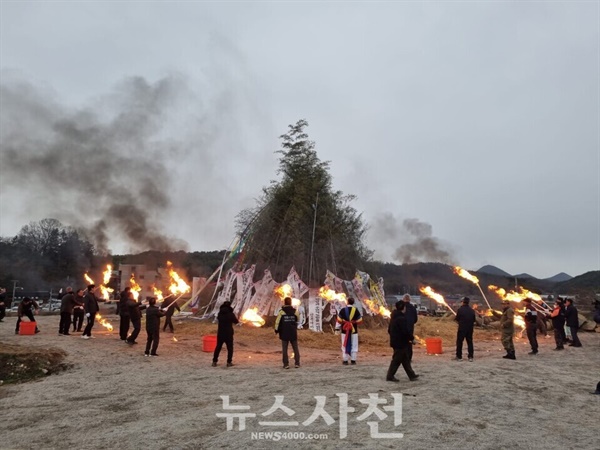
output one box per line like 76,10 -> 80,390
550,299 -> 566,350
15,297 -> 40,334
82,285 -> 100,339
144,297 -> 165,356
72,289 -> 85,332
162,296 -> 180,333
274,297 -> 300,369
454,297 -> 476,361
564,299 -> 582,347
0,287 -> 6,322
212,301 -> 239,367
118,287 -> 131,341
126,295 -> 147,345
386,301 -> 419,382
402,294 -> 418,362
523,299 -> 539,355
58,287 -> 74,335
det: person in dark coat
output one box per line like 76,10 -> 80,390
126,295 -> 147,345
82,284 -> 100,339
454,297 -> 476,361
386,301 -> 419,382
162,296 -> 180,333
274,297 -> 300,369
212,301 -> 239,367
564,298 -> 582,347
0,287 -> 6,322
58,287 -> 75,335
144,297 -> 165,356
72,289 -> 85,332
15,297 -> 40,334
118,287 -> 132,341
523,299 -> 539,354
402,294 -> 418,362
550,299 -> 566,350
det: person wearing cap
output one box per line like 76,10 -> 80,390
274,297 -> 301,369
523,298 -> 539,355
386,301 -> 419,382
453,297 -> 476,361
212,300 -> 239,367
550,298 -> 566,350
499,300 -> 516,359
337,298 -> 363,365
15,297 -> 40,334
564,298 -> 582,347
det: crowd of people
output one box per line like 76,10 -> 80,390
2,285 -> 597,389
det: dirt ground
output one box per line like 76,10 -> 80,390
0,309 -> 598,450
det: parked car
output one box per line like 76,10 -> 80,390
416,306 -> 428,315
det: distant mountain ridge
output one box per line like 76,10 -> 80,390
477,265 -> 573,282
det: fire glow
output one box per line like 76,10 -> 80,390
274,283 -> 301,306
95,313 -> 113,331
419,286 -> 456,316
318,286 -> 347,304
167,261 -> 191,296
130,274 -> 142,300
241,307 -> 265,327
453,266 -> 479,284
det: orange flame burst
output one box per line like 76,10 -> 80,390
363,298 -> 391,318
130,274 -> 142,300
513,315 -> 526,329
167,261 -> 190,295
241,307 -> 265,327
84,273 -> 94,285
102,264 -> 112,285
488,285 -> 542,303
453,266 -> 479,285
152,286 -> 164,303
274,283 -> 301,306
419,286 -> 455,315
95,313 -> 113,331
318,286 -> 347,304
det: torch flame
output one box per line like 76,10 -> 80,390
95,313 -> 113,332
453,266 -> 479,284
318,286 -> 347,304
152,286 -> 164,303
241,307 -> 265,327
273,284 -> 301,306
167,261 -> 191,295
363,298 -> 391,317
130,274 -> 142,300
172,336 -> 178,342
488,285 -> 542,303
84,273 -> 94,285
419,286 -> 456,315
102,264 -> 112,285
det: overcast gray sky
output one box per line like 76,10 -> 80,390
1,1 -> 598,279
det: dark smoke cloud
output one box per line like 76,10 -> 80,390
370,213 -> 455,265
1,75 -> 190,254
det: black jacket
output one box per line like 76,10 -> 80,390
388,312 -> 413,349
524,304 -> 538,327
274,305 -> 299,341
83,292 -> 99,315
60,293 -> 76,314
455,305 -> 476,331
118,290 -> 130,316
565,305 -> 579,328
127,299 -> 147,321
163,297 -> 181,317
217,303 -> 239,339
550,305 -> 566,328
145,305 -> 165,332
404,302 -> 418,333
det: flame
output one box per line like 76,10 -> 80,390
513,315 -> 526,329
152,286 -> 164,303
488,285 -> 542,303
102,264 -> 112,285
167,261 -> 191,295
99,285 -> 113,301
363,298 -> 391,317
318,286 -> 347,303
453,266 -> 479,284
172,336 -> 178,342
95,313 -> 113,331
274,283 -> 301,306
84,273 -> 94,285
419,286 -> 455,315
130,274 -> 142,300
414,334 -> 426,345
241,307 -> 265,327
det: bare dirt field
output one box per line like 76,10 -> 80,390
1,309 -> 598,450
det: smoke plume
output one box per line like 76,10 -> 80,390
369,213 -> 455,265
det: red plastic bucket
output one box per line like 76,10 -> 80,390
425,337 -> 443,355
19,321 -> 37,335
202,335 -> 217,352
